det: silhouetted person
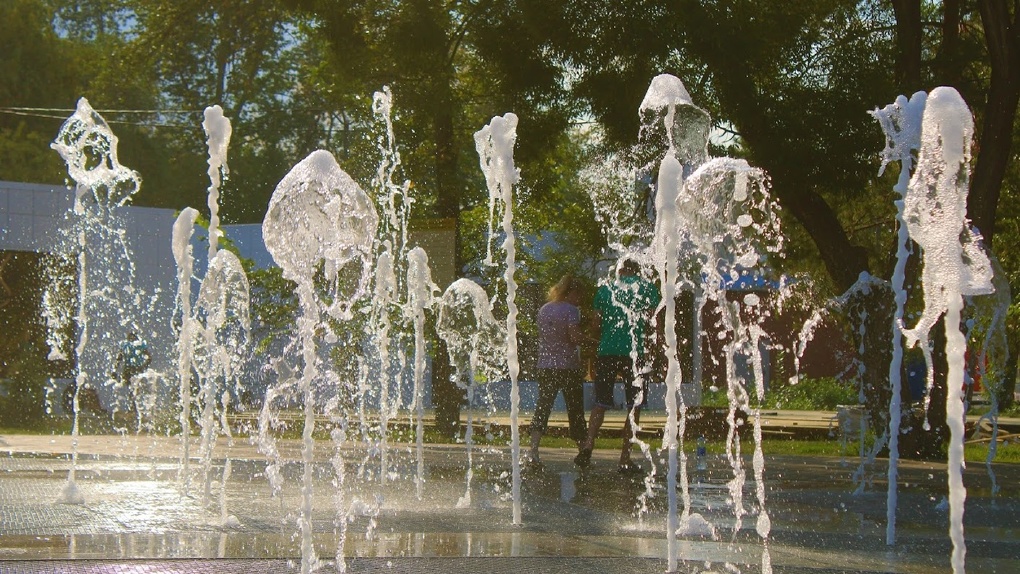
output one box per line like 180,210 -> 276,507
528,275 -> 588,467
575,259 -> 659,473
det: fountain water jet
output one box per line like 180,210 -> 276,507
639,73 -> 710,571
474,113 -> 523,524
437,278 -> 508,507
47,97 -> 144,504
260,149 -> 379,573
899,86 -> 993,574
172,207 -> 200,492
871,89 -> 927,546
406,246 -> 438,500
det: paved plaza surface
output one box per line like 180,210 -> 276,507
1,412 -> 1018,573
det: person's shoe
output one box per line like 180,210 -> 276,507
618,462 -> 644,475
573,448 -> 593,467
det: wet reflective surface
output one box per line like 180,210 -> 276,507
1,433 -> 1018,573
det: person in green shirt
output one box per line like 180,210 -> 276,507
574,259 -> 660,473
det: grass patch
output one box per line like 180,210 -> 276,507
535,435 -> 1020,464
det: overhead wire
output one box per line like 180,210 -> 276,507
0,107 -> 199,129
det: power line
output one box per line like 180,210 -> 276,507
0,108 -> 197,129
3,106 -> 205,114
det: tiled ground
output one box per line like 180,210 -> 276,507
1,432 -> 1018,573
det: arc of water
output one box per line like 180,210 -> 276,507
870,90 -> 927,546
474,113 -> 522,524
437,278 -> 508,508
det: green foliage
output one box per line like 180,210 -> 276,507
701,377 -> 858,411
0,253 -> 65,429
764,377 -> 858,411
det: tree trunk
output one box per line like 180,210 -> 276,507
428,39 -> 465,436
891,0 -> 923,90
934,0 -> 963,86
768,173 -> 870,293
970,0 -> 1020,243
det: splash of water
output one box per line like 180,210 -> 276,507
677,157 -> 779,574
48,98 -> 143,503
677,150 -> 782,574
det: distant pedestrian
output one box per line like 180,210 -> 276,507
575,259 -> 660,473
528,275 -> 589,468
115,332 -> 151,422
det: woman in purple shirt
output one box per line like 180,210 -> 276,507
529,275 -> 588,466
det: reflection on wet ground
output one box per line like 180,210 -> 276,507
1,434 -> 1018,573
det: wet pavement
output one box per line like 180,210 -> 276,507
1,421 -> 1018,573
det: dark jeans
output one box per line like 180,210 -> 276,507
530,368 -> 587,444
592,355 -> 648,410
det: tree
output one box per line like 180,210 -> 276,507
284,0 -> 580,434
0,0 -> 85,184
525,0 -> 1018,452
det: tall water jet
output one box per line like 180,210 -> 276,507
870,90 -> 927,545
369,249 -> 397,482
261,149 -> 379,573
203,105 -> 231,262
194,249 -> 250,509
47,97 -> 143,504
900,86 -> 993,574
437,278 -> 508,507
365,87 -> 415,485
172,206 -> 200,492
639,73 -> 710,571
406,247 -> 438,500
474,113 -> 523,524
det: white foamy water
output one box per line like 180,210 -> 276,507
437,278 -> 508,508
261,149 -> 379,574
901,86 -> 992,574
474,113 -> 523,524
